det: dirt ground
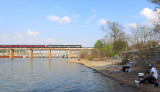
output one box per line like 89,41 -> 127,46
69,59 -> 160,92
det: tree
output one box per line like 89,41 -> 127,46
129,24 -> 155,49
94,40 -> 116,60
147,0 -> 160,6
94,40 -> 104,49
101,21 -> 125,42
113,40 -> 128,53
147,0 -> 160,42
145,40 -> 159,48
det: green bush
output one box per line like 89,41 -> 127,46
121,52 -> 132,65
89,57 -> 94,61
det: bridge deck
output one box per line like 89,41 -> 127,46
0,48 -> 93,50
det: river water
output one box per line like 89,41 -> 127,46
0,58 -> 134,92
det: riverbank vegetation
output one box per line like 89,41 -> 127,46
78,0 -> 160,91
80,0 -> 160,72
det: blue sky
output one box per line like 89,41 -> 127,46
0,0 -> 156,47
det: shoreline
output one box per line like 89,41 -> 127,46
69,59 -> 143,92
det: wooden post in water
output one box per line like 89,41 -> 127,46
10,49 -> 14,59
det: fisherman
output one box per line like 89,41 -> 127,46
122,59 -> 131,72
78,57 -> 80,61
135,64 -> 158,86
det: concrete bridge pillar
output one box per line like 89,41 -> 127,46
65,51 -> 67,58
58,50 -> 60,58
52,53 -> 54,57
42,53 -> 43,58
49,49 -> 51,59
45,53 -> 47,58
10,49 -> 14,59
55,53 -> 56,58
26,52 -> 27,56
29,49 -> 33,59
68,50 -> 70,59
39,53 -> 41,58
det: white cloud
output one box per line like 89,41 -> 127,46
98,19 -> 107,25
91,9 -> 96,12
25,29 -> 39,37
46,15 -> 71,24
140,8 -> 160,22
0,35 -> 54,45
140,8 -> 155,20
86,14 -> 96,24
0,31 -> 55,45
128,23 -> 137,28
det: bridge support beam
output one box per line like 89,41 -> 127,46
58,50 -> 60,58
65,52 -> 66,58
49,49 -> 51,59
10,49 -> 14,59
29,49 -> 33,59
68,50 -> 70,59
55,53 -> 56,58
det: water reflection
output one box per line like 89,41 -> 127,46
29,60 -> 33,77
48,59 -> 52,72
0,58 -> 134,92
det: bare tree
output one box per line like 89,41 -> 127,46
129,24 -> 141,45
147,0 -> 160,42
101,21 -> 125,42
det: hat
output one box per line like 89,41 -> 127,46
148,64 -> 152,67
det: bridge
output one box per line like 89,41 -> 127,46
0,45 -> 93,59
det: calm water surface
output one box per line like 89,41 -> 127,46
0,58 -> 134,92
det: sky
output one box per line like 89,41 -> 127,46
0,0 -> 157,47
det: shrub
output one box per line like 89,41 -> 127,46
89,57 -> 94,61
121,52 -> 132,65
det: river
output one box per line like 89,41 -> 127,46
0,58 -> 134,92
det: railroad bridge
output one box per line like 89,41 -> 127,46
0,45 -> 93,59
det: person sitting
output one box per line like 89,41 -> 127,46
122,59 -> 131,72
78,57 -> 80,61
135,64 -> 158,86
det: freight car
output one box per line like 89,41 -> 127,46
46,45 -> 82,48
0,45 -> 45,48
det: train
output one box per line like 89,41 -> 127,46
46,45 -> 82,48
0,45 -> 82,48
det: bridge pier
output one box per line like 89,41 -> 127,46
68,50 -> 70,59
10,49 -> 14,59
55,53 -> 56,58
49,49 -> 51,59
29,49 -> 33,59
59,50 -> 60,58
52,53 -> 54,58
65,51 -> 67,58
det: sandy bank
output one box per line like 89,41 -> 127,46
69,59 -> 160,92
